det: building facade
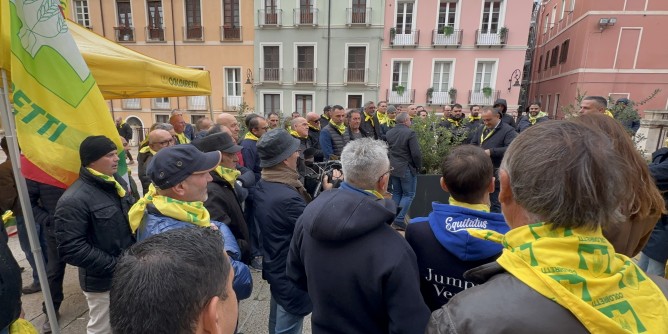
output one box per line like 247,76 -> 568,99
71,0 -> 255,138
252,0 -> 385,116
379,0 -> 533,114
528,0 -> 668,119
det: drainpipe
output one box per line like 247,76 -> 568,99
98,0 -> 105,36
326,0 -> 331,105
170,0 -> 180,109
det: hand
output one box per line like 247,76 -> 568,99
322,170 -> 343,191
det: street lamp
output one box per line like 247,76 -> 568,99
508,69 -> 521,92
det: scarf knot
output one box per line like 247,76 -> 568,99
86,168 -> 126,198
215,166 -> 240,188
331,121 -> 346,135
364,112 -> 375,126
244,132 -> 259,141
128,184 -> 211,233
529,111 -> 547,125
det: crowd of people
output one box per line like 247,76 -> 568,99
1,96 -> 667,334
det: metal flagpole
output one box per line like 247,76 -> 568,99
1,69 -> 61,334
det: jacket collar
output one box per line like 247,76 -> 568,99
463,261 -> 505,284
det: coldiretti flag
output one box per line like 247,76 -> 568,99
8,0 -> 125,187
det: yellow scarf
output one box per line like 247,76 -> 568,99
244,132 -> 259,141
469,223 -> 668,333
364,189 -> 384,199
128,184 -> 211,233
449,197 -> 489,213
308,123 -> 320,131
331,121 -> 346,135
447,118 -> 462,128
9,318 -> 38,334
377,112 -> 388,125
605,110 -> 615,118
387,119 -> 396,128
469,115 -> 481,122
529,111 -> 547,125
214,166 -> 240,188
289,129 -> 307,139
364,112 -> 375,126
175,132 -> 190,144
86,168 -> 126,197
2,210 -> 13,224
139,145 -> 157,155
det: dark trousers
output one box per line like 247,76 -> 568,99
244,196 -> 263,258
490,170 -> 501,213
16,216 -> 47,285
41,224 -> 66,313
126,150 -> 134,162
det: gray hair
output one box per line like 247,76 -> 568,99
500,121 -> 626,230
150,122 -> 174,132
387,105 -> 397,113
340,138 -> 390,190
395,112 -> 410,124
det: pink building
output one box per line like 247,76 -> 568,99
379,0 -> 533,114
529,0 -> 668,118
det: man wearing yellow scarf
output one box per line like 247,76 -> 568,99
240,115 -> 269,181
517,102 -> 549,133
426,121 -> 668,334
55,135 -> 135,334
127,144 -> 252,300
319,105 -> 351,160
360,101 -> 384,140
137,129 -> 174,194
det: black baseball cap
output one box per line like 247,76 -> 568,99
147,145 -> 221,189
191,132 -> 242,154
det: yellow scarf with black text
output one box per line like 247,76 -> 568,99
128,184 -> 211,233
468,222 -> 668,333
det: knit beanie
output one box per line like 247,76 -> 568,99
79,135 -> 117,167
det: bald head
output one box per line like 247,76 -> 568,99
291,117 -> 309,137
115,117 -> 122,125
148,129 -> 174,152
306,112 -> 319,122
169,115 -> 186,134
216,113 -> 240,139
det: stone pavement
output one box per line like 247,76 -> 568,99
5,145 -> 311,333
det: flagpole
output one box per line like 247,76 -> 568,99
1,69 -> 61,334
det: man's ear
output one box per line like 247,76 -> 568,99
498,170 -> 512,205
200,296 -> 220,333
440,177 -> 449,193
171,182 -> 186,197
487,175 -> 496,194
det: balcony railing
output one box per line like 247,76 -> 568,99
390,29 -> 419,47
152,98 -> 170,110
344,68 -> 368,84
432,29 -> 462,47
260,68 -> 282,83
387,89 -> 415,105
145,26 -> 165,42
475,29 -> 508,47
294,8 -> 318,26
122,98 -> 141,109
258,9 -> 283,27
225,95 -> 243,110
346,7 -> 371,26
220,26 -> 242,42
114,26 -> 135,42
294,68 -> 316,83
183,25 -> 204,41
468,90 -> 500,105
429,91 -> 455,105
187,96 -> 207,111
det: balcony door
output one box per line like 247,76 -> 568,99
116,0 -> 133,41
395,1 -> 415,44
265,0 -> 278,24
147,0 -> 164,40
347,46 -> 366,83
351,0 -> 367,24
185,0 -> 202,39
297,46 -> 314,82
299,0 -> 314,24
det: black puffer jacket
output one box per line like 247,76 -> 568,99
55,167 -> 136,292
27,179 -> 66,227
0,221 -> 21,330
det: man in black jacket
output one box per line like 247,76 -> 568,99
386,112 -> 422,230
115,117 -> 134,165
359,101 -> 384,140
55,135 -> 135,333
470,107 -> 517,212
492,99 -> 517,129
287,138 -> 430,334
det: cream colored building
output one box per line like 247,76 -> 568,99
70,0 -> 254,138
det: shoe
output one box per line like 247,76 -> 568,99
250,256 -> 263,271
42,313 -> 60,334
391,223 -> 406,232
22,282 -> 41,294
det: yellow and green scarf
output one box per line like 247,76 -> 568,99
365,189 -> 385,199
529,111 -> 547,125
469,222 -> 668,333
331,121 -> 346,135
128,184 -> 211,233
605,110 -> 615,118
244,132 -> 259,141
364,112 -> 375,126
139,145 -> 157,155
469,115 -> 481,122
175,132 -> 190,144
308,123 -> 320,131
214,166 -> 241,188
289,129 -> 307,139
447,118 -> 462,128
2,210 -> 14,224
386,119 -> 396,128
449,197 -> 489,213
86,168 -> 126,197
377,112 -> 388,125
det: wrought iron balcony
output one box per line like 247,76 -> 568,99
220,26 -> 242,42
258,9 -> 283,27
114,26 -> 135,42
387,88 -> 415,104
145,26 -> 165,42
390,29 -> 419,47
346,7 -> 371,26
344,68 -> 368,84
294,8 -> 318,26
431,29 -> 462,47
475,29 -> 508,47
468,89 -> 501,105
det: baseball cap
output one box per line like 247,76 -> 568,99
147,145 -> 221,189
191,132 -> 242,154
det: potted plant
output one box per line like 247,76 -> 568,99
443,25 -> 455,36
448,87 -> 457,101
389,27 -> 396,44
395,85 -> 405,96
426,87 -> 434,100
482,86 -> 493,98
498,26 -> 508,40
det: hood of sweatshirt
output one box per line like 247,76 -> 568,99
412,202 -> 509,261
299,186 -> 396,242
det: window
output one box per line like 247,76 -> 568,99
152,97 -> 170,109
391,61 -> 411,91
264,0 -> 279,25
474,61 -> 495,92
222,0 -> 241,40
545,95 -> 551,115
225,68 -> 242,109
295,94 -> 313,115
122,98 -> 141,110
73,1 -> 91,28
298,0 -> 315,25
263,45 -> 280,81
346,46 -> 366,83
550,46 -> 559,67
264,94 -> 281,115
553,94 -> 560,117
543,14 -> 549,34
537,55 -> 543,73
187,66 -> 207,110
544,52 -> 549,70
395,1 -> 415,34
155,114 -> 169,123
437,0 -> 457,31
115,0 -> 134,41
350,0 -> 367,24
296,46 -> 315,82
550,6 -> 556,28
560,0 -> 566,20
185,0 -> 202,40
432,61 -> 452,92
481,1 -> 501,34
146,0 -> 164,41
347,95 -> 363,109
559,39 -> 570,63
570,0 -> 576,12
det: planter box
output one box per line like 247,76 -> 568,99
408,174 -> 450,219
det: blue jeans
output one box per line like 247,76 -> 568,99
638,252 -> 666,277
390,168 -> 417,227
16,216 -> 48,285
269,295 -> 304,334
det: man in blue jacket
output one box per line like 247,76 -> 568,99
128,145 -> 252,300
406,145 -> 509,311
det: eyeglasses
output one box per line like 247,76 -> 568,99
156,138 -> 175,146
261,126 -> 270,130
379,167 -> 394,182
